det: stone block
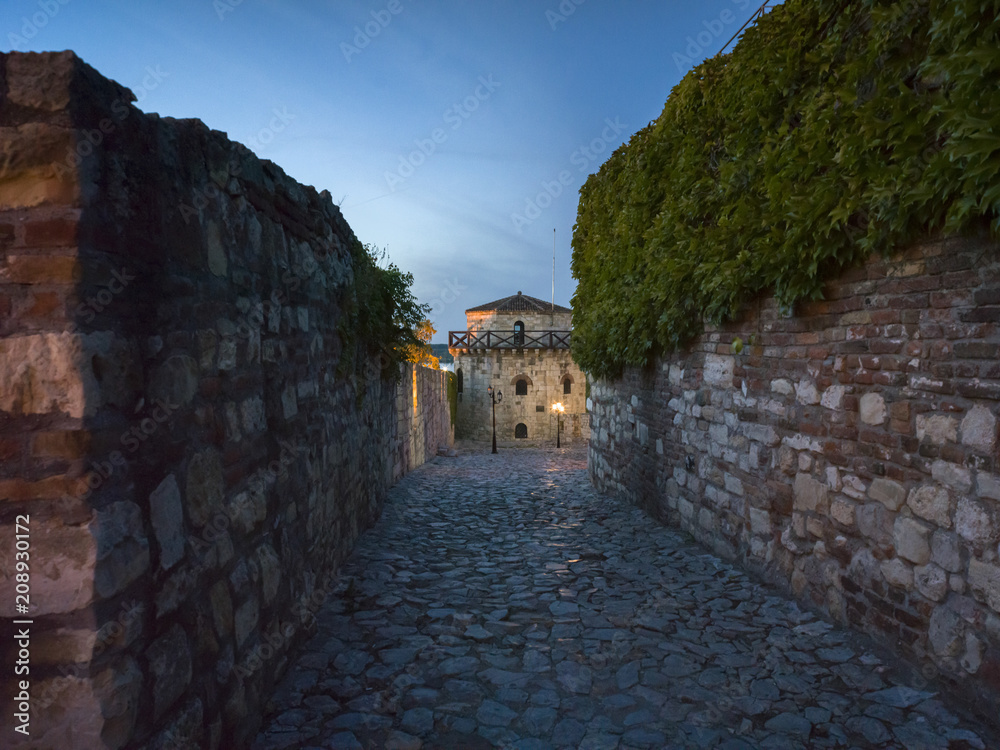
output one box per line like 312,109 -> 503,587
880,558 -> 913,588
794,472 -> 828,514
831,497 -> 855,527
869,477 -> 906,511
931,459 -> 972,493
931,530 -> 963,573
956,498 -> 993,548
970,558 -> 1000,613
93,501 -> 150,600
258,544 -> 281,605
906,484 -> 952,528
234,595 -> 260,649
928,606 -> 964,656
703,354 -> 734,387
978,471 -> 1000,501
795,379 -> 820,405
209,580 -> 234,639
145,624 -> 192,721
859,392 -> 886,425
186,448 -> 224,527
0,332 -> 96,417
749,507 -> 770,536
961,405 -> 997,452
724,473 -> 744,496
916,414 -> 958,445
150,474 -> 185,570
821,385 -> 846,409
894,516 -> 931,564
962,633 -> 985,674
914,563 -> 948,601
771,379 -> 793,396
149,355 -> 199,409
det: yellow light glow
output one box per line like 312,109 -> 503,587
551,402 -> 564,413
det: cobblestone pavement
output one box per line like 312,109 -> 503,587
254,445 -> 996,749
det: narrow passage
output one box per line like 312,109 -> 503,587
254,445 -> 994,750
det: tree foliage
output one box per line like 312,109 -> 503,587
571,0 -> 1000,380
339,242 -> 431,379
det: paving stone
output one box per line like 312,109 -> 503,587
253,445 -> 998,749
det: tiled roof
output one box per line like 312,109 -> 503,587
466,292 -> 572,314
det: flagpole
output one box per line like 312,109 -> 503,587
552,228 -> 555,312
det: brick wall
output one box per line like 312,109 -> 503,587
588,234 -> 1000,720
0,51 -> 448,749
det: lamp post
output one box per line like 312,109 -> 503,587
552,402 -> 564,448
487,385 -> 503,454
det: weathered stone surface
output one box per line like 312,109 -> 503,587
961,405 -> 997,452
821,385 -> 846,410
796,379 -> 820,405
931,531 -> 963,573
150,474 -> 185,570
149,355 -> 199,409
915,563 -> 948,602
894,517 -> 931,565
209,580 -> 234,639
969,559 -> 1000,613
929,606 -> 964,657
931,460 -> 972,493
907,485 -> 952,528
93,501 -> 150,600
0,332 -> 95,417
859,393 -> 886,425
794,472 -> 828,514
956,498 -> 993,548
185,448 -> 224,527
869,478 -> 906,511
703,354 -> 734,387
145,624 -> 192,721
917,414 -> 958,446
831,497 -> 856,527
881,558 -> 913,588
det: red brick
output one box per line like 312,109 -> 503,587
31,431 -> 91,460
24,291 -> 63,318
24,217 -> 78,247
5,255 -> 81,284
873,372 -> 906,387
0,438 -> 20,464
0,475 -> 82,501
0,223 -> 14,249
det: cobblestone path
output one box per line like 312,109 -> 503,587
254,446 -> 995,749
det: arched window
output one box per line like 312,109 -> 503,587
515,378 -> 528,396
514,320 -> 524,348
515,423 -> 528,439
457,368 -> 463,394
563,379 -> 572,395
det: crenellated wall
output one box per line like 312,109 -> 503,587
0,51 -> 450,749
588,234 -> 1000,722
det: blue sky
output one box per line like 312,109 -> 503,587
3,0 -> 772,342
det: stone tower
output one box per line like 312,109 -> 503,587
449,292 -> 589,443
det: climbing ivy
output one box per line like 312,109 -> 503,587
571,0 -> 1000,380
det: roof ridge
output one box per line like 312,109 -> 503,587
465,291 -> 572,314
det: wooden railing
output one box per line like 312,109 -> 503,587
448,330 -> 571,350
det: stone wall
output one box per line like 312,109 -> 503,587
588,234 -> 1000,720
393,363 -> 454,481
0,51 -> 448,749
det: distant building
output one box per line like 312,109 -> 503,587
448,291 -> 589,443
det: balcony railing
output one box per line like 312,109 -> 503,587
448,330 -> 571,350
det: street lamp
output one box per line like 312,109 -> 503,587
487,385 -> 503,454
552,402 -> 565,448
